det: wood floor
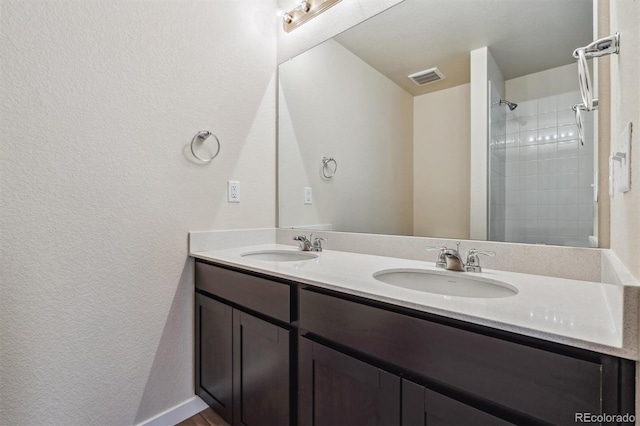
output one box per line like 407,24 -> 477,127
177,407 -> 229,426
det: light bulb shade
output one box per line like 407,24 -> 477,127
282,0 -> 342,33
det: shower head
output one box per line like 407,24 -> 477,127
500,99 -> 518,111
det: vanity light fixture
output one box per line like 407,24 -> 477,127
281,0 -> 342,33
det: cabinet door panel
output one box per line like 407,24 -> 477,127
299,288 -> 602,424
233,310 -> 290,426
299,337 -> 400,426
196,294 -> 233,424
402,380 -> 514,426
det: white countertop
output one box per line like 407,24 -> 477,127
191,244 -> 637,359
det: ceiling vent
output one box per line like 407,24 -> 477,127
408,67 -> 445,86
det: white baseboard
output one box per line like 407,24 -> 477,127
137,396 -> 208,426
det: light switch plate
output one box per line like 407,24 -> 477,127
617,122 -> 632,193
304,187 -> 312,204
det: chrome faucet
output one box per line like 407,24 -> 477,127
293,234 -> 326,252
443,243 -> 465,271
427,242 -> 495,272
293,235 -> 312,251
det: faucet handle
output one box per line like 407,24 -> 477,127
465,249 -> 496,272
426,246 -> 447,269
311,236 -> 326,252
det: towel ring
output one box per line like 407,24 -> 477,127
190,130 -> 220,163
573,100 -> 598,146
576,49 -> 595,111
322,156 -> 337,179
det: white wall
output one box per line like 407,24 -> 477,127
279,39 -> 414,235
505,63 -> 580,101
609,0 -> 640,280
276,0 -> 405,63
413,84 -> 470,238
0,1 -> 276,425
470,47 -> 503,240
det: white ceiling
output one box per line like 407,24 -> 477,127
333,0 -> 593,96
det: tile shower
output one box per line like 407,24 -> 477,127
489,91 -> 595,247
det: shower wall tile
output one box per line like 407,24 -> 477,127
519,145 -> 537,161
558,109 -> 575,126
506,119 -> 519,134
538,95 -> 557,113
498,90 -> 594,248
538,112 -> 557,129
518,100 -> 538,117
520,130 -> 538,145
506,133 -> 520,146
558,125 -> 578,141
538,158 -> 557,174
558,156 -> 579,173
558,91 -> 581,106
578,204 -> 594,221
539,127 -> 557,143
558,140 -> 579,156
520,116 -> 539,131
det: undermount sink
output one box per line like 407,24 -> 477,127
241,250 -> 318,262
373,269 -> 517,299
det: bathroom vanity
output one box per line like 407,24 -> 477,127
192,245 -> 636,426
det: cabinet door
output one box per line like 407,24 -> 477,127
195,294 -> 233,424
402,380 -> 514,426
233,310 -> 290,426
299,337 -> 400,426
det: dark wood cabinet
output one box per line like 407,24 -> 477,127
233,310 -> 290,426
299,337 -> 400,426
298,287 -> 619,425
195,262 -> 293,426
195,293 -> 233,423
194,260 -> 635,426
402,380 -> 514,426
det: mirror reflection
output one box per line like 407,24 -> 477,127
278,0 -> 598,247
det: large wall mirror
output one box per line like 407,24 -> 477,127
278,0 -> 600,248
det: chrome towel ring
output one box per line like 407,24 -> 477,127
322,156 -> 337,179
576,48 -> 595,111
190,130 -> 221,163
572,102 -> 597,146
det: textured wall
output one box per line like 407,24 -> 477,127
413,84 -> 471,239
279,39 -> 414,234
0,1 -> 276,424
609,0 -> 640,280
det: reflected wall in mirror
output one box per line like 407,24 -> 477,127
278,0 -> 599,247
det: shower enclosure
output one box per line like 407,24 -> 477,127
488,84 -> 596,247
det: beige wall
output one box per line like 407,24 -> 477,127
609,0 -> 640,280
413,84 -> 471,238
0,1 -> 276,424
279,39 -> 414,235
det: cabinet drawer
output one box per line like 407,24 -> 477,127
402,379 -> 514,426
195,261 -> 291,323
299,288 -> 602,425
